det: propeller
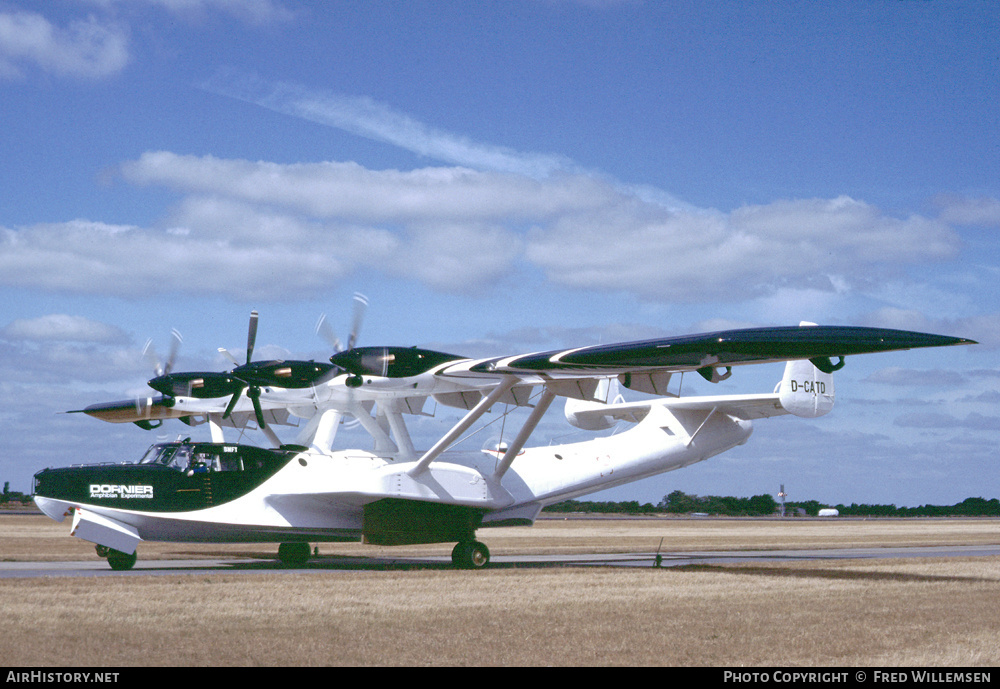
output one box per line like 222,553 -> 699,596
143,329 -> 183,377
139,329 -> 183,418
218,309 -> 259,366
222,310 -> 267,429
317,293 -> 371,387
317,293 -> 368,353
138,310 -> 337,433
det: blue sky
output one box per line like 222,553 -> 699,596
1,0 -> 997,508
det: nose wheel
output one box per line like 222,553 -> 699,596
95,545 -> 137,571
451,540 -> 490,569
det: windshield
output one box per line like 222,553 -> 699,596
138,444 -> 191,470
136,443 -> 251,472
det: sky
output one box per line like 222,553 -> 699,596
1,0 -> 998,509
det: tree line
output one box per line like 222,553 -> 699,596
1,482 -> 30,505
542,491 -> 1000,517
4,478 -> 998,517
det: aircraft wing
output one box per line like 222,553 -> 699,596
71,323 -> 974,429
438,325 -> 974,381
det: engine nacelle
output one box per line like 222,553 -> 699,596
564,377 -> 620,430
565,400 -> 617,431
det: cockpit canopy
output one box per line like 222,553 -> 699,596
136,441 -> 282,474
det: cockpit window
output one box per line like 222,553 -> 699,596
137,443 -> 250,473
138,444 -> 190,470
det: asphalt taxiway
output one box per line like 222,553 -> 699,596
3,544 -> 999,578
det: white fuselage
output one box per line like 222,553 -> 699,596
34,404 -> 753,545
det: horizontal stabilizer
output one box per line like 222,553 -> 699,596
563,358 -> 835,427
564,390 -> 786,428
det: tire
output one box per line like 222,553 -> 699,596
277,542 -> 311,567
106,549 -> 137,571
451,540 -> 490,569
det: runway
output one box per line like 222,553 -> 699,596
3,543 -> 999,578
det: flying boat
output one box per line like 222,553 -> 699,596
33,300 -> 976,570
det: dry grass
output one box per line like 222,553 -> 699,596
2,514 -> 999,666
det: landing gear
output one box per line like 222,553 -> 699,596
96,544 -> 137,570
451,540 -> 490,569
105,548 -> 137,571
277,542 -> 311,567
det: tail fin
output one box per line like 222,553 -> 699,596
777,358 -> 835,418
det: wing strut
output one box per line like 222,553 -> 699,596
408,377 -> 517,476
492,387 -> 557,481
685,405 -> 718,447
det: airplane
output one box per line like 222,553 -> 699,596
33,306 -> 976,570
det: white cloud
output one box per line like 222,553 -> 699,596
83,0 -> 295,25
0,2 -> 296,81
0,10 -> 129,79
1,314 -> 129,344
0,146 -> 969,304
143,0 -> 294,23
865,366 -> 968,388
893,411 -> 1000,430
935,194 -> 1000,228
159,76 -> 975,312
856,310 -> 1000,350
525,195 -> 960,302
0,218 -> 347,300
121,152 -> 615,222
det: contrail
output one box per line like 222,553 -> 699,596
201,69 -> 576,178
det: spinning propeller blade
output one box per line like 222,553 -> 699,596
317,292 -> 369,354
348,293 -> 367,350
315,314 -> 341,352
143,329 -> 183,377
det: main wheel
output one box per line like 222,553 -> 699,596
451,540 -> 490,569
106,549 -> 137,571
277,542 -> 311,567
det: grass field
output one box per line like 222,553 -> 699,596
2,514 -> 999,666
